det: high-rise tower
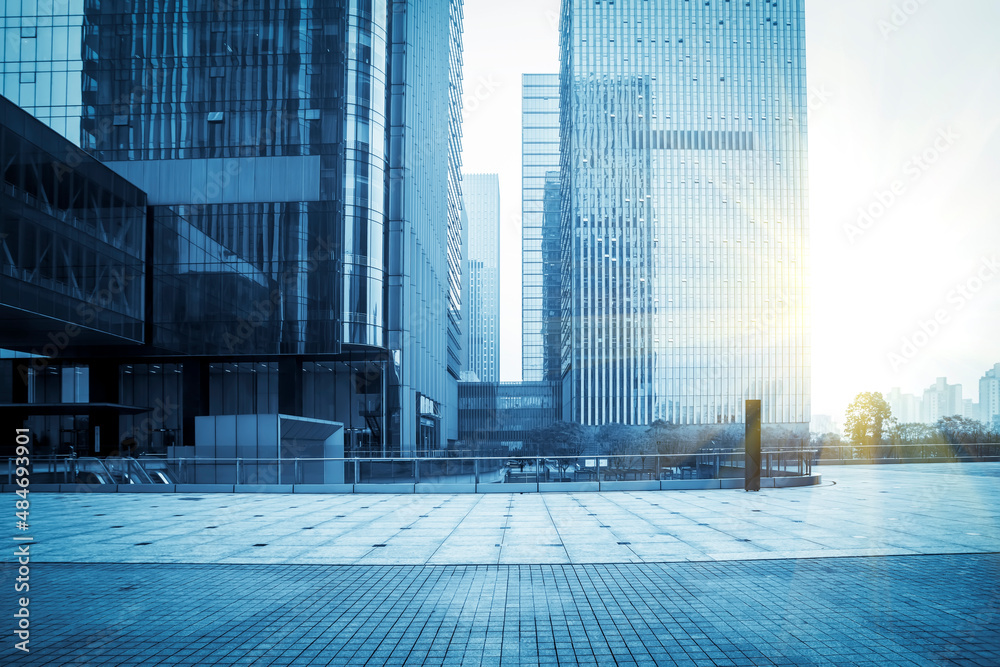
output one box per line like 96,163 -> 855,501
0,0 -> 465,456
558,0 -> 810,434
462,173 -> 501,383
521,74 -> 562,383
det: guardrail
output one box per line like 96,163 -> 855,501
5,449 -> 816,487
815,442 -> 1000,465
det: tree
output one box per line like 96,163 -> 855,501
646,420 -> 683,455
811,432 -> 845,460
597,423 -> 646,455
525,421 -> 588,458
887,422 -> 938,445
933,415 -> 988,445
844,392 -> 895,459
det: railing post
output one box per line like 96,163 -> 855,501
294,458 -> 299,485
354,457 -> 360,485
236,458 -> 241,485
414,458 -> 420,484
474,458 -> 480,485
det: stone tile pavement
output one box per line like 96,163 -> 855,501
14,464 -> 1000,565
3,555 -> 998,665
2,463 -> 998,665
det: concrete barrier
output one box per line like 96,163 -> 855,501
293,484 -> 354,494
774,474 -> 821,488
59,484 -> 118,493
355,483 -> 415,494
24,484 -> 60,493
175,484 -> 234,493
118,484 -> 175,493
235,484 -> 294,493
661,479 -> 720,490
601,480 -> 660,492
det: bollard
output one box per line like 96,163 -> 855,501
745,400 -> 761,492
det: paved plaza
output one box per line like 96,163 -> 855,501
18,464 -> 1000,565
4,464 -> 999,665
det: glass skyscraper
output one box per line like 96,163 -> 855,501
462,173 -> 500,383
521,74 -> 561,382
558,0 -> 810,434
1,0 -> 464,456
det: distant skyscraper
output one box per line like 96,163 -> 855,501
521,74 -> 562,382
922,378 -> 963,423
462,174 -> 501,383
887,388 -> 923,425
980,364 -> 1000,427
558,0 -> 810,434
1,0 -> 464,456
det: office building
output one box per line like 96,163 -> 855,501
557,0 -> 810,433
458,381 -> 562,452
921,378 -> 963,424
521,74 -> 562,383
887,388 -> 923,425
462,173 -> 501,383
980,363 -> 1000,428
1,0 -> 464,457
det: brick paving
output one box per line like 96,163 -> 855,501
3,553 -> 999,666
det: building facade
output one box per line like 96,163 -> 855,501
886,388 -> 923,425
1,0 -> 464,456
980,363 -> 1000,428
462,173 -> 501,383
458,381 -> 562,453
521,74 -> 562,382
921,377 -> 963,424
0,95 -> 153,454
557,0 -> 811,433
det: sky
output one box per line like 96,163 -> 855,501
460,0 -> 1000,423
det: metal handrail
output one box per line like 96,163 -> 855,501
815,441 -> 1000,464
6,450 -> 820,486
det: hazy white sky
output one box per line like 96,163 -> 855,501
460,0 -> 1000,421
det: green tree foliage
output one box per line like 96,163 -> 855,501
844,392 -> 895,457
